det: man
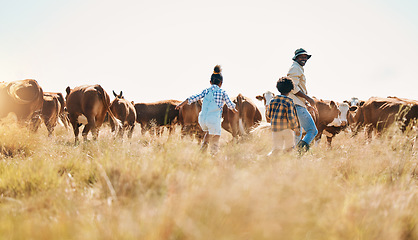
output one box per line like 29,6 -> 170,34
287,48 -> 318,152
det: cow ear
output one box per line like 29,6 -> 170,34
255,95 -> 263,101
66,86 -> 71,95
330,101 -> 337,108
359,101 -> 365,106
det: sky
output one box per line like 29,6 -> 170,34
1,0 -> 418,109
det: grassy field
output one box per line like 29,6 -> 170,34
0,119 -> 417,240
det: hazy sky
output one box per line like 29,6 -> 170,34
1,0 -> 418,107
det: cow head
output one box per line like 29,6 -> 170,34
345,105 -> 361,131
337,102 -> 350,126
326,101 -> 342,127
256,91 -> 275,123
315,100 -> 343,127
349,97 -> 360,106
113,90 -> 124,99
255,91 -> 275,107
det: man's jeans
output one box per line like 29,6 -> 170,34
295,105 -> 318,145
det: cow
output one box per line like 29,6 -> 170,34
313,101 -> 350,146
222,94 -> 262,138
109,91 -> 137,138
387,96 -> 418,105
350,97 -> 418,139
178,100 -> 204,142
256,91 -> 275,122
65,85 -> 120,143
297,98 -> 341,146
0,79 -> 43,129
38,92 -> 69,136
134,100 -> 181,136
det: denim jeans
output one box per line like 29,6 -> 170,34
295,105 -> 318,145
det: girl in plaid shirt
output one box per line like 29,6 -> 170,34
266,77 -> 300,155
176,65 -> 237,154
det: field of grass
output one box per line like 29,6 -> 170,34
0,119 -> 417,240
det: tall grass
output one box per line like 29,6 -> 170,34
0,120 -> 417,240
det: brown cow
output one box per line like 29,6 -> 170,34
38,92 -> 69,136
0,79 -> 43,128
222,94 -> 262,138
178,100 -> 204,141
65,85 -> 120,143
134,100 -> 180,136
109,91 -> 137,138
313,101 -> 350,146
303,98 -> 343,146
350,97 -> 418,138
387,96 -> 418,105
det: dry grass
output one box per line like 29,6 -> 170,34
0,120 -> 417,240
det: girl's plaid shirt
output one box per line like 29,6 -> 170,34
187,85 -> 236,110
266,95 -> 299,132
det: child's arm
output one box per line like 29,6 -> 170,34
175,99 -> 189,110
223,92 -> 238,113
176,89 -> 207,110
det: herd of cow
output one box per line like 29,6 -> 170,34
1,79 -> 418,147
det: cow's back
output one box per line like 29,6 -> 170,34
179,101 -> 201,126
242,99 -> 262,126
362,97 -> 401,128
66,85 -> 111,124
222,94 -> 261,137
111,98 -> 136,125
67,85 -> 107,116
65,84 -> 112,142
135,100 -> 180,126
42,94 -> 60,123
350,97 -> 418,137
0,79 -> 43,120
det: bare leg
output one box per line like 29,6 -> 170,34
201,131 -> 210,152
211,135 -> 221,155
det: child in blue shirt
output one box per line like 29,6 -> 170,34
176,65 -> 237,154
